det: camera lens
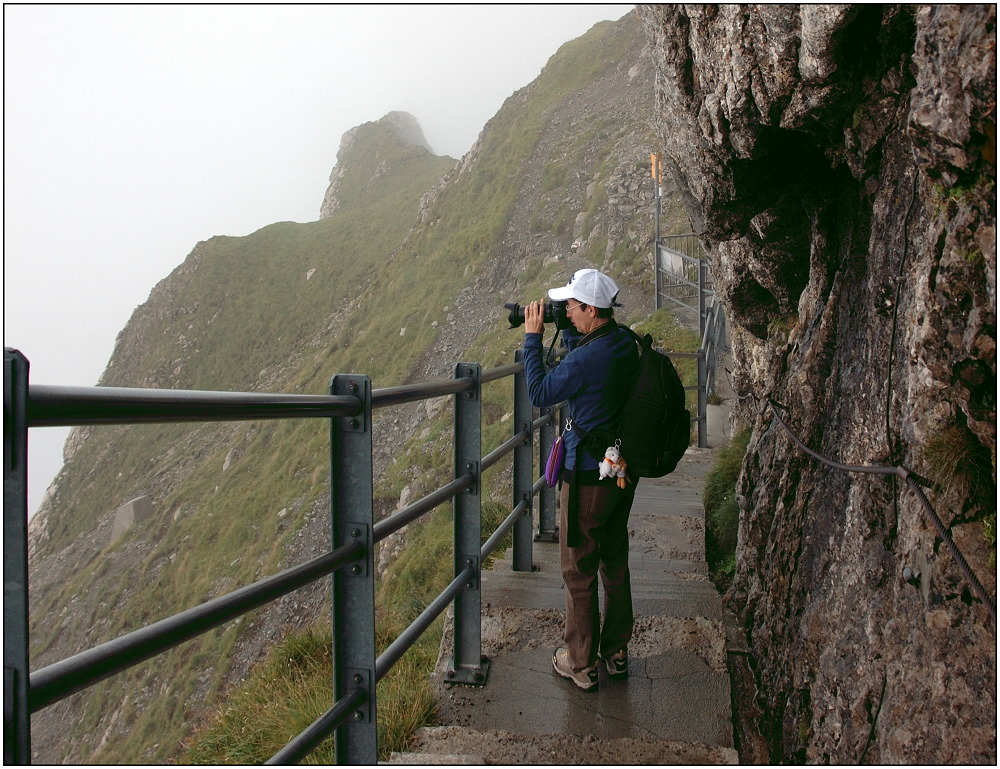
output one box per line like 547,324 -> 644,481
504,302 -> 525,328
503,300 -> 570,330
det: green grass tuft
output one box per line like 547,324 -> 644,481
920,424 -> 996,562
704,428 -> 751,592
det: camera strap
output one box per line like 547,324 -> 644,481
544,326 -> 562,368
575,319 -> 618,348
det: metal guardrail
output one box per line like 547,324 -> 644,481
656,235 -> 712,319
3,347 -> 561,765
653,234 -> 726,448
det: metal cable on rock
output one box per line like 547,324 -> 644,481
720,373 -> 997,627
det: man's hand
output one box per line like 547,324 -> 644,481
524,299 -> 545,334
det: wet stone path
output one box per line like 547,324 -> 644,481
392,442 -> 737,765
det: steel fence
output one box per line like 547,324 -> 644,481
4,347 -> 561,765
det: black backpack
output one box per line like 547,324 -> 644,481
578,325 -> 691,478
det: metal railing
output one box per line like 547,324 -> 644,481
651,234 -> 726,448
656,234 -> 712,321
664,300 -> 727,448
3,347 -> 561,765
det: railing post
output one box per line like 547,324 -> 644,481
535,402 -> 559,543
4,349 -> 31,766
512,351 -> 533,571
654,243 -> 662,311
697,351 -> 708,449
654,175 -> 662,312
698,258 -> 708,339
705,306 -> 720,398
449,363 -> 487,685
329,375 -> 376,764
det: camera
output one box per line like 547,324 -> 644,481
504,299 -> 569,330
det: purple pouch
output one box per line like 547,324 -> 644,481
545,435 -> 565,486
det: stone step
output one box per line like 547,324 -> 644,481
397,726 -> 738,765
484,563 -> 715,592
490,553 -> 708,576
431,627 -> 732,749
482,571 -> 718,598
384,750 -> 483,765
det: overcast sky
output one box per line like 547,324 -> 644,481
4,4 -> 635,515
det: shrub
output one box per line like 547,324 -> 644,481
704,427 -> 750,592
921,423 -> 996,566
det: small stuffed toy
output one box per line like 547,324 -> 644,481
599,445 -> 629,489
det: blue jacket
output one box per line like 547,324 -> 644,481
523,323 -> 639,471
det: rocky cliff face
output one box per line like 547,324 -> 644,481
639,4 -> 995,763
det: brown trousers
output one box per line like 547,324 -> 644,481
559,479 -> 636,672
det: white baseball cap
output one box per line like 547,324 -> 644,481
548,269 -> 620,308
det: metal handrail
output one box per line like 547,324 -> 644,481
373,473 -> 476,543
24,376 -> 483,427
265,685 -> 368,766
481,361 -> 523,383
372,376 -> 473,408
374,565 -> 475,684
5,350 -> 557,765
482,429 -> 531,473
651,234 -> 725,448
767,400 -> 996,624
29,541 -> 364,713
481,500 -> 529,561
26,384 -> 362,426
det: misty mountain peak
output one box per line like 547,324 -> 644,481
380,111 -> 433,152
320,111 -> 440,219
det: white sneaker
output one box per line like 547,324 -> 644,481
552,647 -> 598,692
599,648 -> 628,680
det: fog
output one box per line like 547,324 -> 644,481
3,4 -> 635,516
